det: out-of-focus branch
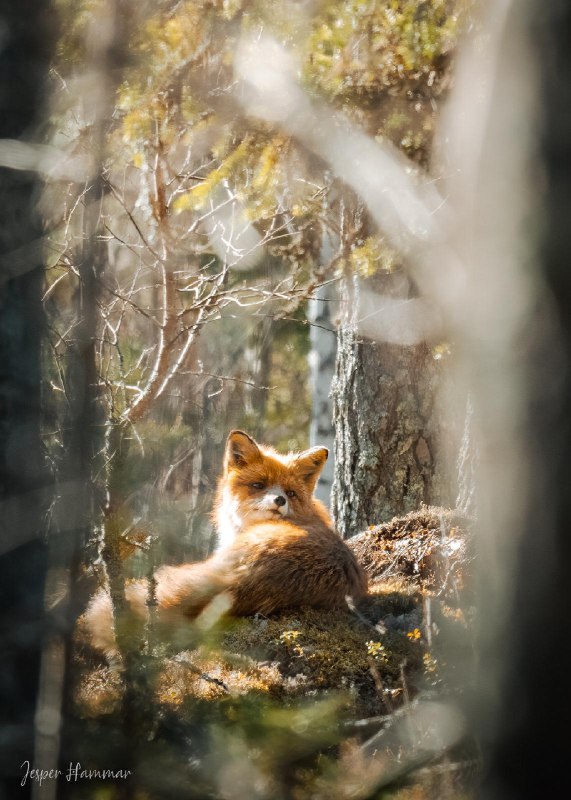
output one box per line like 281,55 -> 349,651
125,264 -> 178,424
39,0 -> 133,790
123,133 -> 177,425
235,36 -> 447,255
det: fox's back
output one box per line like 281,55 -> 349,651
223,519 -> 368,616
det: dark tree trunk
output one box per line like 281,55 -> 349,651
480,1 -> 571,796
331,270 -> 446,538
0,0 -> 56,793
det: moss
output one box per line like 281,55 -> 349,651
74,507 -> 474,722
349,506 -> 473,603
74,592 -> 425,720
72,507 -> 477,799
74,665 -> 123,718
138,597 -> 422,720
73,506 -> 475,795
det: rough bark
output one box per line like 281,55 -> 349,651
331,270 -> 446,538
0,0 -> 56,792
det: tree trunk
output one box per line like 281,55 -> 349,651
331,270 -> 446,538
308,201 -> 340,507
245,314 -> 273,441
455,395 -> 477,517
0,0 -> 55,792
479,0 -> 571,796
308,281 -> 337,506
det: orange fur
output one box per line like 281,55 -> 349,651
81,431 -> 367,660
213,431 -> 333,549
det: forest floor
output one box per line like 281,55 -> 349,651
73,507 -> 477,799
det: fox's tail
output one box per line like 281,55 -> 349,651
78,557 -> 232,663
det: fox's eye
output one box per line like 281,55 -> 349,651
285,489 -> 297,499
250,482 -> 265,490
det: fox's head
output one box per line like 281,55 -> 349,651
214,430 -> 329,549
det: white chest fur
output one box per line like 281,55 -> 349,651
215,487 -> 243,550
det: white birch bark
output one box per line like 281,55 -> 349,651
308,232 -> 337,507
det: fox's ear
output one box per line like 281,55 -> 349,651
225,430 -> 261,470
295,446 -> 328,491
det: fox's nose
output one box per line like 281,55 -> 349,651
274,495 -> 286,508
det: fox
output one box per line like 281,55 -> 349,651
82,430 -> 367,660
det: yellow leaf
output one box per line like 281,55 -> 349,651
172,183 -> 210,213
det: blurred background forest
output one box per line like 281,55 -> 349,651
43,0 -> 465,564
3,0 -> 571,798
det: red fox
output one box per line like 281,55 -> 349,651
82,431 -> 367,659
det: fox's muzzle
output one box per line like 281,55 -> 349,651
258,486 -> 289,516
